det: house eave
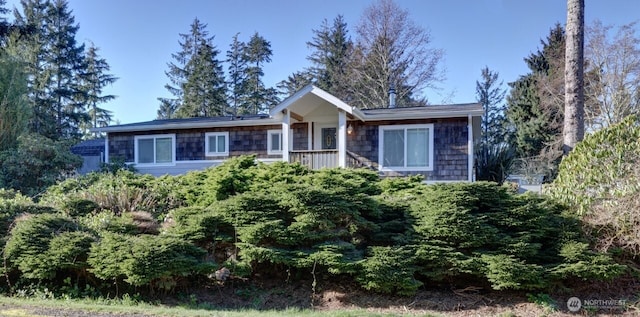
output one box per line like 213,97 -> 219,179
93,118 -> 282,133
362,109 -> 483,121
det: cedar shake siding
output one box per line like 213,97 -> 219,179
109,134 -> 134,162
346,118 -> 468,181
109,125 -> 283,163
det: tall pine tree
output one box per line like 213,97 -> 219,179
226,33 -> 248,116
158,18 -> 226,119
176,40 -> 227,117
78,43 -> 116,138
46,0 -> 86,138
506,24 -> 565,179
306,15 -> 353,101
474,67 -> 513,183
242,32 -> 278,114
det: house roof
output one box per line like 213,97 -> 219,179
94,86 -> 482,134
71,138 -> 105,156
362,103 -> 483,120
94,114 -> 278,133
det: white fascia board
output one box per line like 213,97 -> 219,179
362,109 -> 483,121
269,84 -> 315,116
95,118 -> 282,133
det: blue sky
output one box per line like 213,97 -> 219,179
5,0 -> 640,124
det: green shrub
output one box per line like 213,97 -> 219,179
88,233 -> 212,290
480,254 -> 546,290
4,214 -> 93,280
162,207 -> 234,245
356,246 -> 422,295
79,210 -> 139,235
41,171 -> 184,218
0,134 -> 82,197
404,182 -> 621,291
548,115 -> 640,256
550,241 -> 626,280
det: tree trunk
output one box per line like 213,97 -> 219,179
563,0 -> 585,155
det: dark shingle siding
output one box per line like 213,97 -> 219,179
71,138 -> 105,156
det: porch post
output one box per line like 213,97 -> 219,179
338,110 -> 347,167
282,110 -> 290,163
468,115 -> 474,182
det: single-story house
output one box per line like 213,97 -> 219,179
94,85 -> 482,181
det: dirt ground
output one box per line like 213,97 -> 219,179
167,275 -> 640,316
0,276 -> 638,316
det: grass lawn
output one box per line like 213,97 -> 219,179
0,296 -> 439,317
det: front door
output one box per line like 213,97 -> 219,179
321,127 -> 337,150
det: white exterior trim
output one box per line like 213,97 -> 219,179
338,110 -> 347,167
204,132 -> 230,157
378,124 -> 434,172
267,129 -> 283,155
134,134 -> 176,166
282,110 -> 290,162
270,85 -> 365,121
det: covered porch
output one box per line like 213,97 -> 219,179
270,85 -> 366,169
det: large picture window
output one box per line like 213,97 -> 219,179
378,124 -> 434,171
134,134 -> 175,165
205,132 -> 229,156
267,130 -> 283,154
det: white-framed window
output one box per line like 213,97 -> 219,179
378,124 -> 434,171
267,129 -> 283,154
205,132 -> 229,156
134,134 -> 175,165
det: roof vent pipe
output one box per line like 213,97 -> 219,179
389,86 -> 396,108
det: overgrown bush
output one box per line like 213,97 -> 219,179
4,214 -> 94,280
548,114 -> 640,256
0,156 -> 627,296
88,232 -> 213,291
41,171 -> 184,218
404,182 -> 622,290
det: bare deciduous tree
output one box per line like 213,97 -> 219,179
585,20 -> 640,131
348,0 -> 444,109
563,0 -> 585,154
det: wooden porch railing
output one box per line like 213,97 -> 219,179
290,150 -> 338,169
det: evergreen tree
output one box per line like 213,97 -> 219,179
158,18 -> 220,119
474,67 -> 513,183
242,32 -> 278,114
46,0 -> 86,139
0,53 -> 30,151
176,40 -> 227,117
13,0 -> 54,137
477,67 -> 507,146
306,15 -> 353,101
276,71 -> 313,97
226,33 -> 248,116
506,24 -> 566,179
13,0 -> 88,139
78,43 -> 116,138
